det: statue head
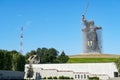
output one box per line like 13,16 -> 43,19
89,20 -> 94,28
82,15 -> 94,29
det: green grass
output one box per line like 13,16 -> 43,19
67,58 -> 117,63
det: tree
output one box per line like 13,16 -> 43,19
47,48 -> 58,63
0,49 -> 25,71
115,57 -> 120,73
35,47 -> 58,63
57,51 -> 69,63
25,48 -> 69,63
26,50 -> 37,59
0,50 -> 5,70
0,50 -> 13,70
12,53 -> 18,71
27,64 -> 34,79
41,53 -> 49,63
17,54 -> 26,71
11,51 -> 25,71
37,48 -> 48,63
4,52 -> 12,70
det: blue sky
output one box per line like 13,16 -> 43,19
0,0 -> 120,55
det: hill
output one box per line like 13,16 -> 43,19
69,53 -> 120,58
68,53 -> 120,63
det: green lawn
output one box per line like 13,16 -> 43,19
67,58 -> 117,63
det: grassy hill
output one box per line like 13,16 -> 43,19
67,53 -> 120,63
67,58 -> 117,63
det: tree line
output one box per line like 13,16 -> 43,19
26,48 -> 69,63
0,50 -> 25,71
0,47 -> 69,71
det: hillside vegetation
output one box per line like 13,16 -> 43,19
67,58 -> 117,63
68,53 -> 120,63
70,53 -> 120,58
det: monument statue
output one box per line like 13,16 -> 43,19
28,55 -> 40,64
82,15 -> 102,53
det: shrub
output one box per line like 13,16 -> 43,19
64,76 -> 70,79
47,76 -> 53,79
70,77 -> 74,79
59,75 -> 64,79
59,76 -> 71,79
42,77 -> 46,79
53,76 -> 57,79
89,77 -> 99,80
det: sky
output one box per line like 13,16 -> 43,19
0,0 -> 120,55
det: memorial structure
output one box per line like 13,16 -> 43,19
82,15 -> 102,53
24,15 -> 119,80
24,63 -> 118,80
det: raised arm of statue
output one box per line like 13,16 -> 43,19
82,15 -> 90,28
82,15 -> 85,22
82,15 -> 87,27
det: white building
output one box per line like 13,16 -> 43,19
24,63 -> 118,80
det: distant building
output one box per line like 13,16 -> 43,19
24,63 -> 118,80
0,70 -> 24,79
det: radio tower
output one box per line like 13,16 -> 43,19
20,26 -> 23,54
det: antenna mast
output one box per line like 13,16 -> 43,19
20,26 -> 23,54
